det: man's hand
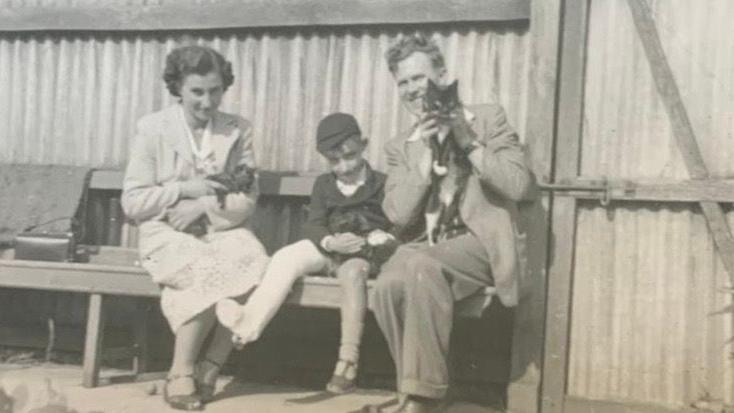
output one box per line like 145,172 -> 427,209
167,199 -> 206,231
416,113 -> 440,141
449,109 -> 478,150
415,113 -> 440,180
324,232 -> 366,254
179,178 -> 227,199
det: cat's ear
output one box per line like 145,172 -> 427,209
446,80 -> 459,95
426,78 -> 440,93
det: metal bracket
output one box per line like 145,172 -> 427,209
538,177 -> 635,207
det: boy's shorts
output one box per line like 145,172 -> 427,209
324,240 -> 399,278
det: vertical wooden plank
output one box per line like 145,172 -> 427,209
82,293 -> 105,388
524,0 -> 563,180
540,1 -> 590,412
508,1 -> 563,412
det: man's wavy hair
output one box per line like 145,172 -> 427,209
163,45 -> 235,97
385,33 -> 445,74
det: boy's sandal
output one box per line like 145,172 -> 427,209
326,359 -> 358,394
195,357 -> 223,403
163,374 -> 203,411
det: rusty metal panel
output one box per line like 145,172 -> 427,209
568,0 -> 734,408
0,24 -> 530,171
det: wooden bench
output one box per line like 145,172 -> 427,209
0,169 -> 495,388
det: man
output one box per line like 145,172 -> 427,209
367,34 -> 533,413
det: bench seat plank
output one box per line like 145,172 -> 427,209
0,257 -> 493,315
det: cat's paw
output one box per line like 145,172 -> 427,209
432,161 -> 448,176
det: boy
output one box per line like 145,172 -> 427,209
216,112 -> 396,393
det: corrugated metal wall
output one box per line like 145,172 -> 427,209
0,24 -> 530,172
568,0 -> 734,408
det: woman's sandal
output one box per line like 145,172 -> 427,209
326,359 -> 358,394
195,357 -> 223,403
163,374 -> 202,411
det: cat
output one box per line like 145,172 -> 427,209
422,79 -> 468,245
206,164 -> 257,209
178,164 -> 256,235
327,208 -> 396,265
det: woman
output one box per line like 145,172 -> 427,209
122,45 -> 268,410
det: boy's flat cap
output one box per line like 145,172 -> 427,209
316,113 -> 361,154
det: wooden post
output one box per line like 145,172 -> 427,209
82,293 -> 106,388
132,298 -> 150,375
539,1 -> 590,412
507,0 -> 563,412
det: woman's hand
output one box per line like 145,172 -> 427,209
179,178 -> 227,199
324,232 -> 366,254
167,199 -> 206,231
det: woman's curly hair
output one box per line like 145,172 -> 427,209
385,33 -> 445,74
163,45 -> 235,97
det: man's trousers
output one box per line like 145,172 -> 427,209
371,233 -> 493,399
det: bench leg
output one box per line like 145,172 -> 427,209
83,293 -> 106,388
132,299 -> 150,376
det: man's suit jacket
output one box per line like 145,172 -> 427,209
382,103 -> 533,307
121,104 -> 258,260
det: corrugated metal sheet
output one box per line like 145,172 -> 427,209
569,0 -> 734,408
580,0 -> 734,180
0,25 -> 530,172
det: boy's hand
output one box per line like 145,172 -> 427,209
367,229 -> 394,246
325,232 -> 366,254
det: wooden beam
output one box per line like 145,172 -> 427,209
565,396 -> 698,413
541,178 -> 734,203
625,0 -> 734,284
132,299 -> 152,375
0,261 -> 160,297
508,0 -> 563,409
0,258 -> 491,315
539,0 -> 590,412
82,293 -> 105,388
89,169 -> 317,197
0,0 -> 530,32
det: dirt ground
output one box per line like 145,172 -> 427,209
0,362 -> 498,413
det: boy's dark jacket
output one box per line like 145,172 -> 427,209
301,163 -> 391,251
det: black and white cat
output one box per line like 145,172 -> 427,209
422,79 -> 469,245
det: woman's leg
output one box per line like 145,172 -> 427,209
328,257 -> 370,393
167,307 -> 217,395
216,239 -> 328,345
194,321 -> 235,400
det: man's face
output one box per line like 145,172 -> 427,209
179,71 -> 224,126
393,51 -> 446,116
324,137 -> 367,184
